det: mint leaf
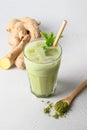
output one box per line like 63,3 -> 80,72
41,32 -> 56,47
49,32 -> 54,38
40,32 -> 48,39
41,32 -> 63,47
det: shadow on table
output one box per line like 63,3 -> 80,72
54,79 -> 79,98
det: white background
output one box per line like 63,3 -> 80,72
0,0 -> 87,130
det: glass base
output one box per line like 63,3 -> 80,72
31,89 -> 56,98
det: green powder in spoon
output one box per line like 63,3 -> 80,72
43,100 -> 69,119
54,101 -> 69,117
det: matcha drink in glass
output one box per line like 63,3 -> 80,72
23,37 -> 62,97
23,20 -> 67,97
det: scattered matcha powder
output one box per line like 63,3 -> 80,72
44,101 -> 53,116
42,100 -> 69,119
44,107 -> 51,114
53,112 -> 59,119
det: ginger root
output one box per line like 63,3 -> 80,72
0,35 -> 30,69
0,17 -> 41,70
14,17 -> 41,69
7,17 -> 41,46
15,52 -> 25,69
8,35 -> 20,46
7,21 -> 29,46
19,17 -> 41,41
7,19 -> 20,33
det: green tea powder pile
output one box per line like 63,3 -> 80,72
43,100 -> 69,119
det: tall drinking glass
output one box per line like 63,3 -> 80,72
23,38 -> 62,97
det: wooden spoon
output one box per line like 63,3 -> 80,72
61,80 -> 87,104
54,80 -> 87,114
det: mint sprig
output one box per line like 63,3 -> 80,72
41,32 -> 63,47
41,32 -> 56,47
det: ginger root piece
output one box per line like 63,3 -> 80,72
8,22 -> 28,46
14,22 -> 28,40
20,17 -> 41,41
15,52 -> 25,69
8,35 -> 20,46
5,16 -> 41,69
0,35 -> 30,69
19,17 -> 40,26
15,17 -> 41,69
7,19 -> 20,33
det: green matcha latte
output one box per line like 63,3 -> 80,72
23,38 -> 62,97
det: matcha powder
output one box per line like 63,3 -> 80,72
43,100 -> 69,119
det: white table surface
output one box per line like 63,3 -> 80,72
0,0 -> 87,130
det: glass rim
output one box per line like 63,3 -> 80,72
23,38 -> 62,65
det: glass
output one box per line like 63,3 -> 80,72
23,38 -> 62,98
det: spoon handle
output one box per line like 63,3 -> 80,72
67,80 -> 87,103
